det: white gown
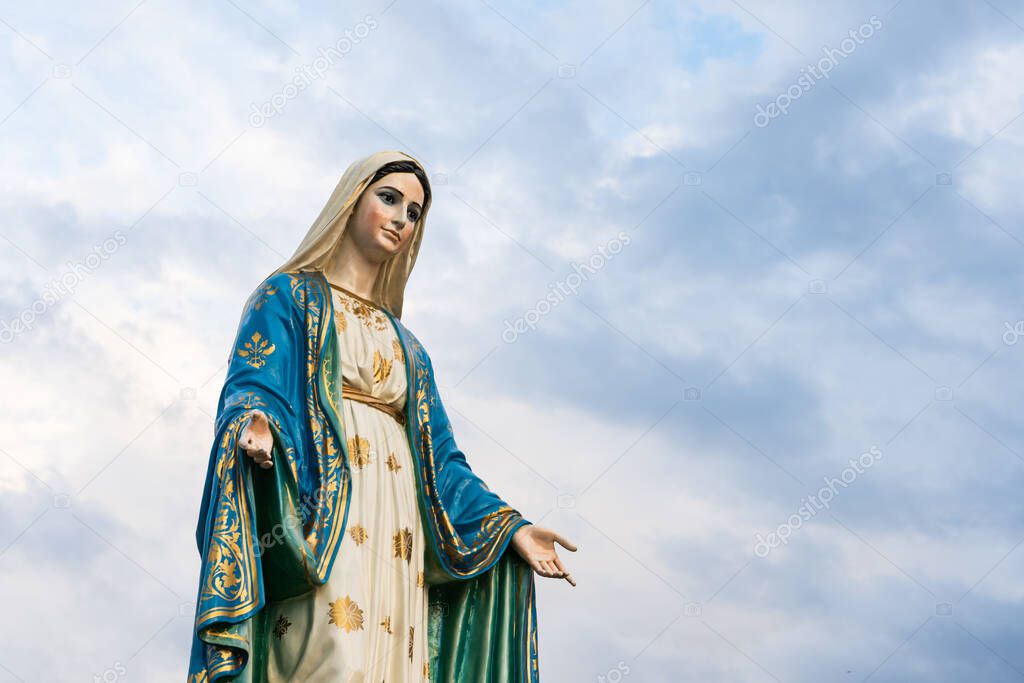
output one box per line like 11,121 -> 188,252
264,283 -> 430,682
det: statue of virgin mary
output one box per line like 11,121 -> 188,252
186,150 -> 576,682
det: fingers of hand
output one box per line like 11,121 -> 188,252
552,557 -> 576,586
539,559 -> 564,579
244,445 -> 273,468
554,533 -> 578,552
529,550 -> 574,584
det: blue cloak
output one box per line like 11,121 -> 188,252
186,270 -> 539,682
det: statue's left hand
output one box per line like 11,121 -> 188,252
511,524 -> 577,586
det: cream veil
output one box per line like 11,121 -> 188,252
271,150 -> 431,319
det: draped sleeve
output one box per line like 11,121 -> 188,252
187,271 -> 350,682
397,326 -> 533,579
432,356 -> 532,548
194,275 -> 302,557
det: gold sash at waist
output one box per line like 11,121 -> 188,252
341,381 -> 406,427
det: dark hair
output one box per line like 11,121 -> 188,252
366,160 -> 431,213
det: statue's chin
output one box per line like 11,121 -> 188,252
374,239 -> 404,262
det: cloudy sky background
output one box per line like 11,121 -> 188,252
2,0 -> 1023,680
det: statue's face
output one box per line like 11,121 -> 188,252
347,171 -> 425,263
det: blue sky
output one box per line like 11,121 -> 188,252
1,0 -> 1023,681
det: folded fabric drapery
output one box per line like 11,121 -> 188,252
340,380 -> 406,427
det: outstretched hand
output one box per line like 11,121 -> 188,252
511,524 -> 578,587
238,409 -> 274,469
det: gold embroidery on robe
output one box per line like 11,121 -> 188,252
336,291 -> 388,331
273,614 -> 291,639
328,596 -> 364,632
252,282 -> 278,310
349,524 -> 368,545
373,348 -> 393,384
236,331 -> 275,369
347,435 -> 372,468
393,527 -> 413,562
386,452 -> 402,472
481,505 -> 516,535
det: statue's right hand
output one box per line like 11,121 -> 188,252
238,409 -> 274,469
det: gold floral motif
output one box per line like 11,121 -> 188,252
393,527 -> 413,562
224,391 -> 266,412
424,661 -> 430,679
202,469 -> 253,610
415,387 -> 430,426
288,272 -> 310,307
347,435 -> 372,468
408,625 -> 415,660
416,571 -> 424,588
373,349 -> 393,384
273,614 -> 291,639
349,524 -> 368,545
334,309 -> 347,333
236,331 -> 276,369
379,615 -> 393,634
393,338 -> 404,364
328,596 -> 364,632
251,283 -> 278,310
386,452 -> 402,472
336,290 -> 388,331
